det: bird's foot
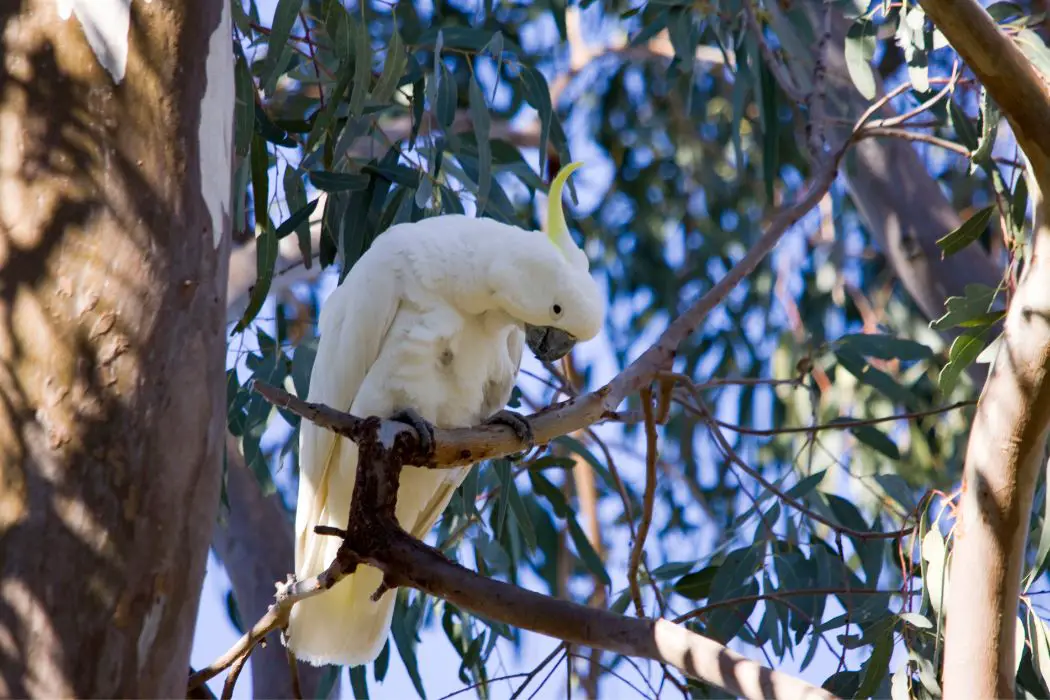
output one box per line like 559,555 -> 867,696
390,407 -> 436,458
483,409 -> 535,456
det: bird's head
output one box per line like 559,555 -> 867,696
489,162 -> 605,363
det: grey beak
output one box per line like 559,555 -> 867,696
525,324 -> 577,363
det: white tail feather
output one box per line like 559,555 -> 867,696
286,517 -> 397,667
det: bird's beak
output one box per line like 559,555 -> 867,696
525,324 -> 577,363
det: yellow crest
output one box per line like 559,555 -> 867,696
544,161 -> 584,256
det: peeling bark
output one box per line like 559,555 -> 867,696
0,1 -> 231,695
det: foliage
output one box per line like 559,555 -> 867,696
219,0 -> 1050,697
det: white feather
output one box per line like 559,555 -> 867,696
286,215 -> 601,666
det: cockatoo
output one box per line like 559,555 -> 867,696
286,163 -> 605,666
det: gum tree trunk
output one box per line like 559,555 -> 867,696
0,1 -> 233,695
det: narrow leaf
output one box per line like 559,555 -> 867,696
468,78 -> 491,216
845,18 -> 877,99
275,198 -> 319,240
372,28 -> 408,105
260,0 -> 302,94
936,205 -> 995,257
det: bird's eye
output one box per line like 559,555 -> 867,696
551,303 -> 563,318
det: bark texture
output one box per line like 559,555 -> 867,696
213,438 -> 333,698
0,1 -> 231,695
915,0 -> 1050,696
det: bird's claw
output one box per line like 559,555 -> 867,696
390,407 -> 436,457
484,409 -> 535,451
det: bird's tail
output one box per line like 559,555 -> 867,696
285,511 -> 396,667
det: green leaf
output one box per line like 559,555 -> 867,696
225,589 -> 245,634
260,0 -> 302,94
1015,28 -> 1050,80
939,329 -> 989,394
949,101 -> 979,151
529,471 -> 570,517
649,561 -> 697,580
921,527 -> 949,617
436,63 -> 457,129
971,89 -> 1001,172
372,27 -> 407,105
314,665 -> 342,700
786,469 -> 827,499
1030,610 -> 1050,695
849,424 -> 901,460
349,19 -> 371,118
874,473 -> 917,511
856,625 -> 894,697
756,43 -> 779,202
835,349 -> 918,408
234,135 -> 277,333
931,284 -> 1002,331
233,50 -> 255,158
494,461 -> 536,551
835,333 -> 934,361
416,26 -> 524,54
705,545 -> 762,643
374,640 -> 390,682
275,198 -> 319,240
305,63 -> 354,153
309,170 -> 370,191
823,670 -> 861,697
349,665 -> 369,699
568,516 -> 610,586
291,337 -> 318,398
283,167 -> 313,266
936,205 -> 995,257
1012,171 -> 1029,233
845,17 -> 877,99
254,103 -> 296,147
493,460 -> 511,539
468,78 -> 491,216
674,565 -> 718,600
392,595 -> 427,699
1029,481 -> 1050,591
518,65 -> 553,177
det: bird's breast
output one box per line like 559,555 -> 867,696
354,307 -> 517,429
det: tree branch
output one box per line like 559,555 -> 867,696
199,147 -> 852,700
196,412 -> 838,700
915,0 -> 1050,695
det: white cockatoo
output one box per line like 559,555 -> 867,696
286,163 -> 605,666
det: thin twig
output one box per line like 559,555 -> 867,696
706,400 -> 976,436
222,652 -> 250,700
627,387 -> 658,618
286,646 -> 303,700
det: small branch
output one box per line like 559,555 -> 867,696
286,647 -> 302,700
627,387 -> 658,617
221,653 -> 250,700
708,400 -> 976,437
187,558 -> 355,692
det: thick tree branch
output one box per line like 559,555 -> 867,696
195,415 -> 838,700
915,0 -> 1050,696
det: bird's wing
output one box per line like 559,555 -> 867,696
295,266 -> 401,568
507,324 -> 525,378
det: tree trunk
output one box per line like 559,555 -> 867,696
213,438 -> 334,698
915,0 -> 1050,695
799,5 -> 1002,385
0,1 -> 233,696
